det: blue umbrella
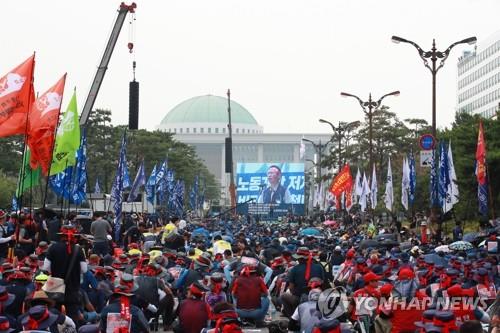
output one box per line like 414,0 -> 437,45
192,227 -> 210,239
299,227 -> 321,236
463,232 -> 479,243
424,253 -> 448,267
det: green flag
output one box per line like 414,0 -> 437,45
16,149 -> 41,197
50,91 -> 80,175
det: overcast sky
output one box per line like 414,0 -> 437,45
3,0 -> 500,134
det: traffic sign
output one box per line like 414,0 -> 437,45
420,150 -> 433,167
419,134 -> 436,150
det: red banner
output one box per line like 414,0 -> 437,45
476,121 -> 487,185
329,164 -> 353,196
0,55 -> 35,137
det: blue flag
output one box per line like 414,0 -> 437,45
189,175 -> 199,210
408,152 -> 416,205
71,131 -> 87,204
438,141 -> 450,211
111,132 -> 128,241
49,166 -> 73,199
155,160 -> 168,204
145,164 -> 157,204
11,197 -> 18,211
94,178 -> 101,194
430,148 -> 439,207
198,177 -> 206,211
128,160 -> 146,202
174,180 -> 185,217
167,169 -> 176,211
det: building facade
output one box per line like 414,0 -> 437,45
158,95 -> 332,204
457,31 -> 500,118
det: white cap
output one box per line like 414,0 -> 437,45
335,245 -> 341,251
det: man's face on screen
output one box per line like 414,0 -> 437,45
267,167 -> 281,186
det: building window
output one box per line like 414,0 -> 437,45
200,128 -> 204,134
179,128 -> 183,134
214,128 -> 218,134
222,128 -> 226,134
236,128 -> 239,134
193,128 -> 197,134
207,128 -> 211,134
186,128 -> 190,134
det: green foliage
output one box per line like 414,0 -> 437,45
0,171 -> 16,208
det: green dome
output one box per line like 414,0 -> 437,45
161,95 -> 259,125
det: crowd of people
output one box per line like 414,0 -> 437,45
0,207 -> 497,333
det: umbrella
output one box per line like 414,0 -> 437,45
434,245 -> 451,253
424,253 -> 449,267
462,232 -> 479,243
359,239 -> 380,249
192,227 -> 210,239
449,241 -> 474,251
323,220 -> 336,226
299,227 -> 321,237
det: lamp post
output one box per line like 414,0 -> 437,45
391,35 -> 476,137
301,138 -> 328,183
319,119 -> 360,172
340,91 -> 399,171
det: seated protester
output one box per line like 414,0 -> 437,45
5,271 -> 30,320
174,282 -> 210,333
223,251 -> 273,285
175,253 -> 212,298
205,272 -> 227,311
100,286 -> 149,333
0,286 -> 16,331
202,302 -> 243,333
123,222 -> 147,250
18,305 -> 59,332
25,290 -> 76,332
231,263 -> 269,326
288,289 -> 322,333
281,247 -> 325,318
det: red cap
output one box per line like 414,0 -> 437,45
346,249 -> 356,259
398,268 -> 415,280
364,272 -> 381,283
380,284 -> 393,296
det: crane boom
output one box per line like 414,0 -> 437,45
79,2 -> 136,126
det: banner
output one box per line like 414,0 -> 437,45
236,163 -> 305,216
329,164 -> 353,197
476,121 -> 488,216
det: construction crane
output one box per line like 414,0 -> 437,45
79,2 -> 137,126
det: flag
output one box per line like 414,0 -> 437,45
430,149 -> 439,207
370,166 -> 377,209
198,177 -> 206,210
189,175 -> 199,210
354,168 -> 363,202
28,74 -> 66,175
0,55 -> 35,138
299,136 -> 306,160
329,164 -> 353,196
70,131 -> 87,204
409,152 -> 417,205
49,166 -> 73,199
111,132 -> 128,241
145,165 -> 157,204
384,157 -> 393,211
401,157 -> 410,211
94,178 -> 101,194
345,183 -> 353,211
127,159 -> 146,202
359,173 -> 370,212
155,160 -> 168,203
438,141 -> 451,213
11,197 -> 18,211
447,142 -> 459,207
476,121 -> 488,216
50,91 -> 80,175
174,180 -> 185,216
16,149 -> 41,197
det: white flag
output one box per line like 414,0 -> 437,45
384,157 -> 394,211
370,166 -> 378,209
359,173 -> 370,212
299,136 -> 306,160
401,157 -> 410,210
446,142 -> 459,210
355,168 -> 363,201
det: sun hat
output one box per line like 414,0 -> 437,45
20,305 -> 58,330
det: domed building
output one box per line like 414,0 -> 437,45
158,94 -> 330,206
158,95 -> 263,135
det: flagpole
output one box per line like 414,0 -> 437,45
59,160 -> 69,215
486,160 -> 496,219
43,73 -> 68,209
17,54 -> 36,212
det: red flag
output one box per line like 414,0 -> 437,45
329,164 -> 353,196
0,55 -> 35,137
28,74 -> 66,175
476,121 -> 487,185
345,184 -> 353,210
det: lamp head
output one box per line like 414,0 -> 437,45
391,36 -> 407,44
462,37 -> 477,45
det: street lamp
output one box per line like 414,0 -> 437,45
301,138 -> 329,183
391,35 -> 476,137
340,91 -> 399,170
319,119 -> 360,172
